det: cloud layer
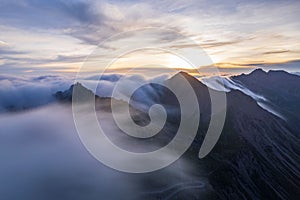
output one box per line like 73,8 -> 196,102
0,73 -> 170,112
0,105 -> 137,200
0,74 -> 73,111
0,98 -> 204,199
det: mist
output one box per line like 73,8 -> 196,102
0,103 -> 209,199
0,73 -> 170,112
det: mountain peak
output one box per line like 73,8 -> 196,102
233,68 -> 266,79
166,71 -> 210,97
55,82 -> 95,102
170,71 -> 200,82
171,71 -> 191,78
252,68 -> 266,74
237,68 -> 297,80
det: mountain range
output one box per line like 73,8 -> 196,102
52,69 -> 300,199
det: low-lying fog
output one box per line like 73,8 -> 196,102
0,103 -> 212,200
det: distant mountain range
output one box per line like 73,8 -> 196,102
53,69 -> 300,199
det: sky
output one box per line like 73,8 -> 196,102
0,0 -> 300,75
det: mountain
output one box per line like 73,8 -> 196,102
149,71 -> 300,199
126,70 -> 300,199
210,91 -> 300,199
53,70 -> 300,199
54,82 -> 96,102
232,69 -> 300,130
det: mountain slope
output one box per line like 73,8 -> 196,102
160,71 -> 300,199
209,89 -> 300,199
233,69 -> 300,131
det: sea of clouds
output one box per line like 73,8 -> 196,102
0,72 -> 287,199
0,104 -> 136,199
0,99 -> 207,200
0,74 -> 74,112
0,73 -> 169,112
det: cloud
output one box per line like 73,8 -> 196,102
0,98 -> 201,199
81,73 -> 170,108
0,0 -> 103,28
1,0 -> 300,73
262,50 -> 291,55
85,74 -> 123,82
0,105 -> 136,200
168,40 -> 241,50
0,46 -> 27,55
0,73 -> 171,112
0,74 -> 74,112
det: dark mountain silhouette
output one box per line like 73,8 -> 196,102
156,71 -> 300,199
233,68 -> 300,131
54,82 -> 96,102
